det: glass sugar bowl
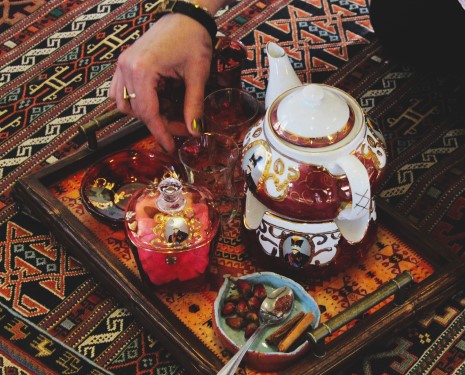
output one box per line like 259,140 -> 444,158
125,173 -> 220,292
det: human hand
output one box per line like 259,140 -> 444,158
109,13 -> 214,154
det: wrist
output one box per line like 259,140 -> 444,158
150,0 -> 218,45
191,0 -> 230,15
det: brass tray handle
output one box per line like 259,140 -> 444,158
307,270 -> 414,357
79,109 -> 125,150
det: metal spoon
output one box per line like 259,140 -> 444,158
217,286 -> 295,375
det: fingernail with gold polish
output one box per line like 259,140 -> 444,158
192,118 -> 204,133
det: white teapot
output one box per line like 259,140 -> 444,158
241,43 -> 387,279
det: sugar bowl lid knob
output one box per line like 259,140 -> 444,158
157,176 -> 186,214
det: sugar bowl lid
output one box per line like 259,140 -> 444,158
268,84 -> 356,148
125,173 -> 220,252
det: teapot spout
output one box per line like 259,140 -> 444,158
265,42 -> 301,109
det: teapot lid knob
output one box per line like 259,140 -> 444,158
302,85 -> 324,108
269,83 -> 356,148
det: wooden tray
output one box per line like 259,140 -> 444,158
13,120 -> 465,374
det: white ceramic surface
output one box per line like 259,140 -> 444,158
241,105 -> 386,242
276,84 -> 350,139
241,42 -> 387,276
254,201 -> 377,266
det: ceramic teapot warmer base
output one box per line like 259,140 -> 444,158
242,220 -> 378,283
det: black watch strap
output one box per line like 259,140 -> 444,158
153,0 -> 218,45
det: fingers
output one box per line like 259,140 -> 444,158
109,63 -> 135,117
110,52 -> 176,154
130,67 -> 177,154
146,114 -> 176,154
183,68 -> 210,135
108,15 -> 213,153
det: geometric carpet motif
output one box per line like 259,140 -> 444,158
322,40 -> 465,374
0,299 -> 112,375
0,217 -> 88,318
320,41 -> 465,374
347,290 -> 465,374
0,0 -> 373,374
2,0 -> 465,374
374,75 -> 465,258
0,211 -> 184,374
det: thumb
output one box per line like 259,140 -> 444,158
183,73 -> 208,135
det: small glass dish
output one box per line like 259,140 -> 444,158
212,272 -> 320,372
80,149 -> 183,226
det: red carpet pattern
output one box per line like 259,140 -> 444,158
1,0 -> 465,374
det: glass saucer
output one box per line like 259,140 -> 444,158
80,149 -> 183,225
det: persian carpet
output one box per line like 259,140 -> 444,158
1,0 -> 464,374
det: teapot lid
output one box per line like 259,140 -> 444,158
269,84 -> 355,148
125,173 -> 220,252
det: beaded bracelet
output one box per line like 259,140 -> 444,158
151,0 -> 218,45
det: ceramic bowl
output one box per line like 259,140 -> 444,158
212,272 -> 320,371
80,149 -> 184,225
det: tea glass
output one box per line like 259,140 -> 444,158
158,37 -> 246,123
178,133 -> 240,226
204,88 -> 261,146
206,37 -> 247,92
203,88 -> 261,196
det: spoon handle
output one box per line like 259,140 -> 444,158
217,323 -> 268,375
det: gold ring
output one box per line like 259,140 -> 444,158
123,86 -> 136,100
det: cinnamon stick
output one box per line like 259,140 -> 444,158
265,311 -> 304,346
278,311 -> 315,352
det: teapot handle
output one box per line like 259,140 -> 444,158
332,154 -> 371,243
335,154 -> 371,220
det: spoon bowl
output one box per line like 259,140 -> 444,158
260,286 -> 294,323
